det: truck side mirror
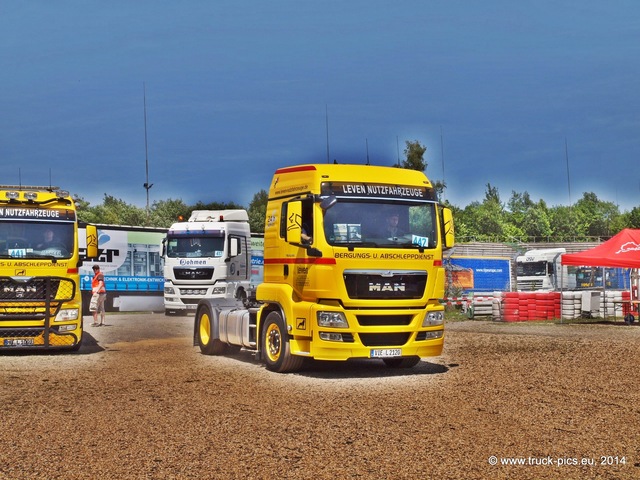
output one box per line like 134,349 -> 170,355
85,224 -> 99,259
285,200 -> 303,244
320,195 -> 337,211
442,207 -> 455,249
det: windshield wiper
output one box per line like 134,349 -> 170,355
28,253 -> 60,262
345,241 -> 379,250
0,253 -> 60,262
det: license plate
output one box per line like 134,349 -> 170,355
3,338 -> 35,347
186,304 -> 197,310
370,348 -> 402,358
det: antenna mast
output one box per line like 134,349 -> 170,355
365,138 -> 370,165
325,104 -> 330,163
565,137 -> 571,207
440,125 -> 445,201
143,82 -> 153,224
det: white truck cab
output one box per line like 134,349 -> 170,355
515,248 -> 576,291
162,210 -> 251,315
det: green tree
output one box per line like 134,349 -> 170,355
248,189 -> 268,233
547,205 -> 583,241
506,191 -> 534,231
76,196 -> 98,224
627,206 -> 640,228
573,192 -> 622,239
506,191 -> 552,241
454,201 -> 481,241
190,200 -> 245,212
74,177 -> 640,242
401,140 -> 427,172
148,198 -> 189,228
466,184 -> 506,241
78,195 -> 146,225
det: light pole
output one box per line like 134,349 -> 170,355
143,82 -> 153,224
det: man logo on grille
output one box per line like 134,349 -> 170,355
368,282 -> 406,292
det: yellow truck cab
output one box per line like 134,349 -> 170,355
0,186 -> 97,350
194,163 -> 454,372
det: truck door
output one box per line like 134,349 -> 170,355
228,235 -> 248,279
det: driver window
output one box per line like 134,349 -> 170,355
301,198 -> 313,244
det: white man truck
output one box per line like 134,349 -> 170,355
515,248 -> 576,291
162,210 -> 251,315
194,163 -> 455,372
0,185 -> 98,350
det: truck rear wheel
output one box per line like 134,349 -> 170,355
196,304 -> 228,355
261,311 -> 304,373
383,356 -> 421,368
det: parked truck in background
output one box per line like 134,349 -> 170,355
515,248 -> 576,291
78,224 -> 167,314
0,185 -> 98,350
194,163 -> 455,372
162,210 -> 252,315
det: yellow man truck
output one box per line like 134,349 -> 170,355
194,164 -> 454,372
0,185 -> 97,350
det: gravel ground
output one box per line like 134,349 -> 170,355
1,314 -> 639,480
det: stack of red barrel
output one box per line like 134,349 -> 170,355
502,292 -> 562,322
622,290 -> 631,316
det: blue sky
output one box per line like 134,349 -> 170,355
2,1 -> 639,212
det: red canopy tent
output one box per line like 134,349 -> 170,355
561,229 -> 640,268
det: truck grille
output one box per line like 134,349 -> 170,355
359,332 -> 411,347
343,271 -> 427,299
0,277 -> 75,320
517,280 -> 544,291
357,314 -> 413,326
173,267 -> 214,281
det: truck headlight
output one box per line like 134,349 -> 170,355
164,286 -> 176,295
317,311 -> 348,328
423,311 -> 444,326
212,286 -> 226,295
56,309 -> 79,322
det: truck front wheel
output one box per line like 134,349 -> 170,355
196,304 -> 228,355
261,311 -> 304,373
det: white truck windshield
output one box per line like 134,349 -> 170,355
166,236 -> 225,258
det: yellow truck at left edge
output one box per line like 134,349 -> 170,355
0,185 -> 97,350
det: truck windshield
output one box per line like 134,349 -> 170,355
0,221 -> 74,259
166,235 -> 225,258
323,200 -> 438,248
516,262 -> 547,276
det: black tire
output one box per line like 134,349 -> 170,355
236,288 -> 247,305
196,303 -> 228,355
261,311 -> 304,373
226,345 -> 242,355
383,356 -> 421,368
70,335 -> 83,352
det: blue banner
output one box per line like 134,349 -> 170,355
81,275 -> 164,292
